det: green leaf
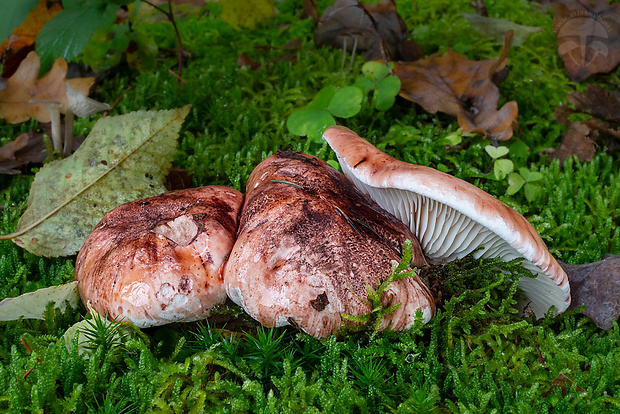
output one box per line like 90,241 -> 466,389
362,61 -> 390,82
484,145 -> 509,159
9,105 -> 191,257
327,86 -> 363,118
0,281 -> 79,321
286,109 -> 336,142
0,0 -> 39,43
35,2 -> 118,72
439,132 -> 463,146
305,85 -> 336,111
524,183 -> 541,203
82,23 -> 130,72
126,30 -> 158,72
518,167 -> 543,182
493,159 -> 513,180
355,76 -> 375,95
375,76 -> 401,111
506,172 -> 525,195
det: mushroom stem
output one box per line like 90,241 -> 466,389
30,100 -> 63,153
63,109 -> 74,158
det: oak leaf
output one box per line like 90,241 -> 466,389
0,51 -> 94,124
553,0 -> 620,82
0,131 -> 47,175
551,121 -> 598,163
394,34 -> 518,143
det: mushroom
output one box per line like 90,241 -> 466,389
322,126 -> 570,318
75,186 -> 244,328
63,82 -> 110,157
29,83 -> 109,157
29,100 -> 62,152
223,150 -> 434,338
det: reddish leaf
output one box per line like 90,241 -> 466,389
551,122 -> 598,163
566,83 -> 620,122
314,0 -> 423,62
238,52 -> 261,70
394,34 -> 518,143
553,0 -> 620,82
561,255 -> 620,330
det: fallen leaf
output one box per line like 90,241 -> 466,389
554,84 -> 620,157
553,0 -> 620,82
0,0 -> 62,54
463,13 -> 543,46
561,254 -> 620,330
0,51 -> 94,124
394,33 -> 518,143
0,281 -> 79,321
238,52 -> 262,70
0,131 -> 47,174
165,167 -> 194,191
551,122 -> 598,162
566,83 -> 620,122
221,0 -> 275,29
314,0 -> 423,62
2,105 -> 191,257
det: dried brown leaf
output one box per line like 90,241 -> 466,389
0,131 -> 47,175
314,0 -> 423,62
0,51 -> 94,124
561,254 -> 620,330
551,121 -> 598,163
394,35 -> 518,143
553,0 -> 620,82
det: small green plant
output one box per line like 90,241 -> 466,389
79,311 -> 129,356
485,143 -> 543,202
342,239 -> 418,332
286,61 -> 401,141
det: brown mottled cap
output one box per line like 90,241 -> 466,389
322,126 -> 570,317
75,186 -> 244,327
223,151 -> 434,338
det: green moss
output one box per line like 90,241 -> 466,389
0,0 -> 619,411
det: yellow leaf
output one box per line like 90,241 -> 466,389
221,0 -> 275,29
0,0 -> 63,53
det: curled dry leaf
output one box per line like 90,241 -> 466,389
0,51 -> 94,124
394,33 -> 518,143
315,0 -> 423,62
0,131 -> 47,175
561,254 -> 620,330
553,84 -> 620,161
3,105 -> 191,257
553,0 -> 620,82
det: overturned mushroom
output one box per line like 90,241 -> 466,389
224,150 -> 434,338
322,126 -> 570,318
75,186 -> 243,328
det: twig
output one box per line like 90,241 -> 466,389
140,0 -> 185,83
103,86 -> 131,117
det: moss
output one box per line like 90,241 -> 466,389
0,0 -> 619,411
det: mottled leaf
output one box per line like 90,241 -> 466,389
0,281 -> 79,321
4,105 -> 191,257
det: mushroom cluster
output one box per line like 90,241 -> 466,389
75,127 -> 570,337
